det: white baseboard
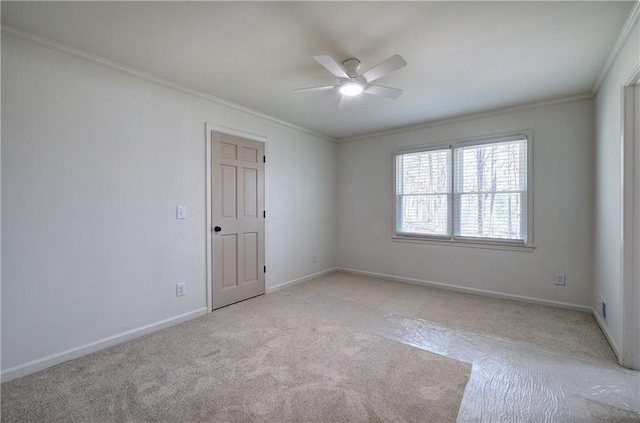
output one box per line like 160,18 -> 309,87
592,307 -> 622,363
1,307 -> 208,383
336,267 -> 592,313
267,267 -> 337,293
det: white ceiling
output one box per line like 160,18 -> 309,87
1,1 -> 634,140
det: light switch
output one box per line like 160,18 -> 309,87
176,206 -> 187,220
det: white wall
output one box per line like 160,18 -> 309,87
594,19 -> 640,355
338,98 -> 594,308
1,35 -> 338,376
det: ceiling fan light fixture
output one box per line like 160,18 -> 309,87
296,54 -> 406,107
339,82 -> 363,97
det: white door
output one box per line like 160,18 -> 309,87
212,131 -> 265,309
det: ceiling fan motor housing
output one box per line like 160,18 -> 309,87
341,58 -> 361,78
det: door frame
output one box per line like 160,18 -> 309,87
620,57 -> 640,369
205,123 -> 268,313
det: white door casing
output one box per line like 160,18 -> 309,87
620,58 -> 640,370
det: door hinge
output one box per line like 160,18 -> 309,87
264,265 -> 266,273
263,155 -> 266,163
263,210 -> 266,218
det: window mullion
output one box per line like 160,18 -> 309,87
451,146 -> 459,240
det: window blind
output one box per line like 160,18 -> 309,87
453,138 -> 527,241
396,148 -> 451,237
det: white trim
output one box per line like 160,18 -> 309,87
1,25 -> 335,143
619,58 -> 640,370
336,268 -> 592,313
205,124 -> 268,313
592,308 -> 623,362
1,307 -> 208,383
624,57 -> 640,85
592,1 -> 640,95
266,268 -> 337,294
395,143 -> 452,155
205,126 -> 213,313
339,94 -> 592,143
391,236 -> 535,252
206,124 -> 267,144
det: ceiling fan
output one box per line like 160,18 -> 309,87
295,54 -> 407,108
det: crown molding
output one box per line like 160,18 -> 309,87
338,93 -> 593,143
592,1 -> 640,95
1,25 -> 336,143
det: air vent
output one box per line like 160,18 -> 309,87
597,296 -> 607,322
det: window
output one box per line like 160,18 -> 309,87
395,133 -> 531,247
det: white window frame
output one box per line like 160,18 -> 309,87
393,130 -> 534,251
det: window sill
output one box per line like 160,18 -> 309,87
391,236 -> 535,252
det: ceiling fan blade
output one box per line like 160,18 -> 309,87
314,55 -> 350,79
337,95 -> 353,109
361,54 -> 407,83
294,85 -> 336,92
364,84 -> 404,99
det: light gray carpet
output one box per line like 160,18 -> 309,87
284,272 -> 616,363
1,304 -> 471,422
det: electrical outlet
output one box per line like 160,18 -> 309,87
312,252 -> 318,264
176,282 -> 186,297
554,273 -> 566,286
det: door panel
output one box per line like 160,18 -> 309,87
212,131 -> 265,309
221,234 -> 238,288
243,232 -> 259,283
244,168 -> 258,217
221,165 -> 237,218
243,146 -> 258,162
221,142 -> 237,159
